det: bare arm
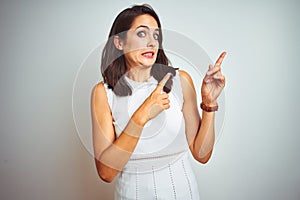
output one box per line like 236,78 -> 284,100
91,74 -> 172,183
179,70 -> 214,164
179,51 -> 227,164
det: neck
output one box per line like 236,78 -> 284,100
126,65 -> 152,82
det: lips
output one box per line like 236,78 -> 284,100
141,51 -> 155,58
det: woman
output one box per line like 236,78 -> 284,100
91,4 -> 226,199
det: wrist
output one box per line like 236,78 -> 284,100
124,118 -> 144,138
200,102 -> 218,112
202,99 -> 217,107
132,111 -> 148,127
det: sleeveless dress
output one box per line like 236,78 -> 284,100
104,70 -> 200,200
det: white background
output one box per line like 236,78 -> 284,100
0,0 -> 299,199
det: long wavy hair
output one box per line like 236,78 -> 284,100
101,4 -> 178,96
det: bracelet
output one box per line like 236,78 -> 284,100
200,102 -> 218,112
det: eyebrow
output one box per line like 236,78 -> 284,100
135,25 -> 159,32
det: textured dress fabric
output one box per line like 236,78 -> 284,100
103,70 -> 200,200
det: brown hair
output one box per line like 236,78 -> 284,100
101,4 -> 177,96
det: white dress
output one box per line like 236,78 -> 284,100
104,70 -> 200,200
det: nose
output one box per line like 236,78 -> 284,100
147,34 -> 156,48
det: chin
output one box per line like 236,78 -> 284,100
142,63 -> 155,68
140,58 -> 157,67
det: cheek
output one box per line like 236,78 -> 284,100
127,37 -> 149,51
124,47 -> 141,62
131,41 -> 146,52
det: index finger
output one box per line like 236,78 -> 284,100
215,51 -> 227,66
156,73 -> 171,91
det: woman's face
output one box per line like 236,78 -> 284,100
121,14 -> 160,69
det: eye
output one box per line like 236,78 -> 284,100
137,31 -> 146,38
153,33 -> 159,40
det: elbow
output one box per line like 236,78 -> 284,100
95,159 -> 116,183
98,171 -> 115,183
192,149 -> 213,164
192,154 -> 211,164
97,166 -> 116,183
198,157 -> 210,164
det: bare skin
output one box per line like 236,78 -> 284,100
91,73 -> 171,183
91,14 -> 227,182
180,52 -> 226,162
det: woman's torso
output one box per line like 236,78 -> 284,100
104,70 -> 200,199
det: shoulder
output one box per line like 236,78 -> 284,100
178,69 -> 190,78
91,82 -> 109,107
91,82 -> 106,97
178,69 -> 196,92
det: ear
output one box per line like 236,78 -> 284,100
113,36 -> 124,50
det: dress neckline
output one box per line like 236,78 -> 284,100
124,75 -> 157,87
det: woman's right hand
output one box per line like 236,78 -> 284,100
132,73 -> 172,126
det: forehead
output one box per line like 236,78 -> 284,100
130,14 -> 159,30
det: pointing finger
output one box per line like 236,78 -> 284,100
156,73 -> 172,92
215,51 -> 227,67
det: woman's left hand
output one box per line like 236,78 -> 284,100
201,52 -> 227,106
